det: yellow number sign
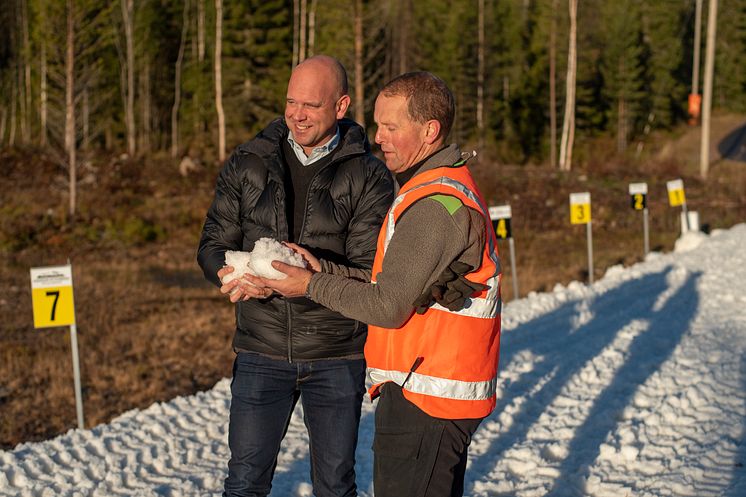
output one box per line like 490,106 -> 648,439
30,265 -> 76,328
570,192 -> 591,224
667,179 -> 686,207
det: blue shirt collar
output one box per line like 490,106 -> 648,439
286,126 -> 341,166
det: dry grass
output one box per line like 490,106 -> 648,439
2,115 -> 746,449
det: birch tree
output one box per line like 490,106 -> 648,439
172,0 -> 190,158
353,0 -> 364,126
65,0 -> 76,216
214,0 -> 225,162
559,0 -> 577,171
120,0 -> 135,156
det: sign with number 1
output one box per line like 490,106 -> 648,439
30,265 -> 76,328
667,179 -> 686,207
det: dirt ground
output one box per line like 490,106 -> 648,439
2,116 -> 745,449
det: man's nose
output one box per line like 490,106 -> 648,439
291,104 -> 306,120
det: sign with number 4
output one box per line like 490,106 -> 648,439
30,265 -> 76,328
489,205 -> 513,239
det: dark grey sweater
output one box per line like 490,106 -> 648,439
308,144 -> 487,328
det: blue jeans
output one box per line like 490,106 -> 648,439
224,352 -> 366,497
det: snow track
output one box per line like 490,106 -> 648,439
2,226 -> 746,496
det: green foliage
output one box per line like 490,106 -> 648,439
1,0 -> 745,164
715,0 -> 746,112
599,0 -> 647,144
639,0 -> 690,128
104,216 -> 166,246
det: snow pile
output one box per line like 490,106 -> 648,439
2,226 -> 746,497
674,230 -> 708,253
223,238 -> 306,283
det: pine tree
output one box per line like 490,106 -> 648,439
599,0 -> 647,152
640,0 -> 690,128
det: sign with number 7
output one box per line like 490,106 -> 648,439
30,265 -> 76,328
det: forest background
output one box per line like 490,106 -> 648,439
1,0 -> 746,448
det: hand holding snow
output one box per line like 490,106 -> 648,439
223,238 -> 306,283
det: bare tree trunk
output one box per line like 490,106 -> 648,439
549,0 -> 557,168
477,0 -> 485,153
40,41 -> 48,146
21,0 -> 31,143
700,0 -> 718,179
172,0 -> 190,158
0,107 -> 7,146
215,0 -> 226,162
692,0 -> 703,96
292,0 -> 299,67
140,61 -> 151,153
9,77 -> 17,147
16,33 -> 28,144
83,87 -> 90,151
299,0 -> 307,63
197,0 -> 205,62
354,0 -> 364,126
66,0 -> 77,217
308,0 -> 317,57
617,96 -> 627,153
122,0 -> 136,156
559,0 -> 577,171
398,0 -> 410,73
617,56 -> 627,153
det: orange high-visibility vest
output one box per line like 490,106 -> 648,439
365,164 -> 502,419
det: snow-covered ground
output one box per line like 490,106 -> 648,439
2,225 -> 746,497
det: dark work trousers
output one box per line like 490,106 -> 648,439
224,352 -> 366,497
372,383 -> 483,497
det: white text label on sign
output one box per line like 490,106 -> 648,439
30,265 -> 76,328
488,205 -> 512,220
569,192 -> 591,224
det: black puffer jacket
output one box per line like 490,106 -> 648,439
198,118 -> 394,361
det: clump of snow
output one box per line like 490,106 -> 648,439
674,230 -> 708,253
223,238 -> 306,283
222,251 -> 252,284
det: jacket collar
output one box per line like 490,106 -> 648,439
394,144 -> 473,193
237,117 -> 370,182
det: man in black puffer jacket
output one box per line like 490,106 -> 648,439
197,55 -> 394,497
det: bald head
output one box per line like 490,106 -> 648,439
293,55 -> 349,100
285,55 -> 351,155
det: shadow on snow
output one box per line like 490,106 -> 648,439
467,266 -> 700,496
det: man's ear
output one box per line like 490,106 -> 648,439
336,95 -> 351,118
423,119 -> 442,145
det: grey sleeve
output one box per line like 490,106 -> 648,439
309,197 -> 484,328
320,259 -> 372,281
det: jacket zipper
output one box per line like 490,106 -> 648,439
287,147 -> 357,363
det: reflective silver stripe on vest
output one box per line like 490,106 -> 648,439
382,176 -> 502,319
368,367 -> 497,401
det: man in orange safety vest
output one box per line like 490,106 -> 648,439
249,71 -> 502,497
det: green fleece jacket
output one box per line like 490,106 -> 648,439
307,144 -> 487,328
